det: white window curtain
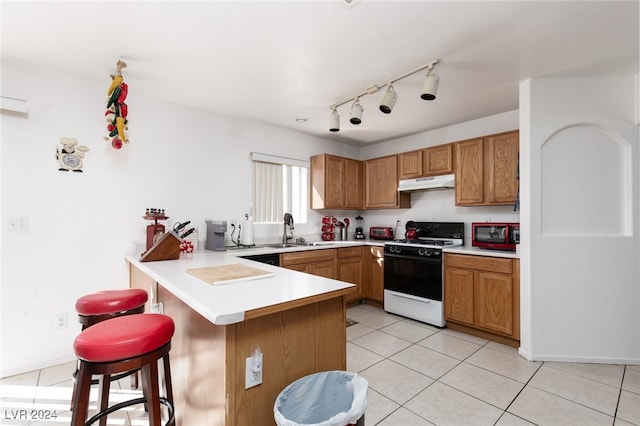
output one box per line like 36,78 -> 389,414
251,153 -> 309,224
254,161 -> 284,223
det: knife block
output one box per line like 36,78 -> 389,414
140,231 -> 181,262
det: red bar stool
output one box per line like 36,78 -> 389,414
72,289 -> 148,410
75,289 -> 148,330
71,313 -> 175,426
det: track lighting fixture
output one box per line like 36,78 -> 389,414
379,84 -> 397,114
328,59 -> 439,132
421,64 -> 439,101
350,98 -> 363,125
329,108 -> 340,132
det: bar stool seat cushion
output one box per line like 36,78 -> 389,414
75,289 -> 148,316
74,314 -> 174,363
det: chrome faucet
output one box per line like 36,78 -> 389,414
283,213 -> 294,244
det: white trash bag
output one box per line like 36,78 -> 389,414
274,371 -> 368,426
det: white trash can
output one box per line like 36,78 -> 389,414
274,371 -> 368,426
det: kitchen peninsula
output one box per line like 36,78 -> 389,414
126,249 -> 353,425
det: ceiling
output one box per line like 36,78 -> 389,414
1,1 -> 638,146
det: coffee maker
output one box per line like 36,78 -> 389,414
354,215 -> 365,240
205,220 -> 227,251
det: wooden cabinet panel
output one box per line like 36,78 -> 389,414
282,249 -> 337,279
365,155 -> 410,209
455,131 -> 519,206
324,154 -> 344,208
310,154 -> 363,210
337,248 -> 363,303
475,271 -> 514,336
444,267 -> 475,325
281,249 -> 336,266
485,132 -> 519,204
424,144 -> 454,176
455,138 -> 484,205
444,254 -> 519,345
366,246 -> 384,303
399,144 -> 453,179
344,158 -> 363,209
398,150 -> 423,179
445,253 -> 512,274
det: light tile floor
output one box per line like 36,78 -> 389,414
347,304 -> 639,426
1,303 -> 638,425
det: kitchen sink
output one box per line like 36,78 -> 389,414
298,241 -> 336,246
262,243 -> 298,248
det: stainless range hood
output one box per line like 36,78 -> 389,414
398,173 -> 455,192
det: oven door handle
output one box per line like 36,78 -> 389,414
388,290 -> 431,303
383,253 -> 442,264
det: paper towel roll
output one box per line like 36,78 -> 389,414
241,213 -> 254,246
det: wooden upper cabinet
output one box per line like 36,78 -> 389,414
365,155 -> 410,209
398,150 -> 423,180
344,158 -> 363,209
399,144 -> 453,180
455,130 -> 519,206
310,154 -> 363,210
485,132 -> 519,204
424,143 -> 454,176
455,138 -> 485,205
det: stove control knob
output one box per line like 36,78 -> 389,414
418,248 -> 425,256
425,249 -> 433,256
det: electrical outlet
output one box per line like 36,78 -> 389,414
56,314 -> 67,329
245,357 -> 263,389
245,346 -> 263,389
151,302 -> 163,314
8,217 -> 29,233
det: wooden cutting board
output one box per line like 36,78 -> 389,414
186,263 -> 274,286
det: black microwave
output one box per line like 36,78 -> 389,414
471,223 -> 520,251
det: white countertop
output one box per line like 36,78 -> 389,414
443,246 -> 519,259
125,244 -> 362,326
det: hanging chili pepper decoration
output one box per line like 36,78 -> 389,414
103,60 -> 129,149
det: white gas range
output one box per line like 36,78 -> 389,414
383,221 -> 464,327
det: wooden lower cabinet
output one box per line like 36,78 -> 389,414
281,249 -> 337,279
337,247 -> 363,303
365,246 -> 384,304
444,253 -> 520,346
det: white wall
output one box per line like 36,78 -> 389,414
0,60 -> 359,376
520,76 -> 640,363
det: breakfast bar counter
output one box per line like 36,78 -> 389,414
126,250 -> 353,425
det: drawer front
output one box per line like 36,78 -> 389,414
281,248 -> 336,266
337,246 -> 363,259
445,253 -> 512,274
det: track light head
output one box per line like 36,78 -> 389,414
421,66 -> 439,101
329,108 -> 340,132
350,98 -> 363,125
379,85 -> 397,114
